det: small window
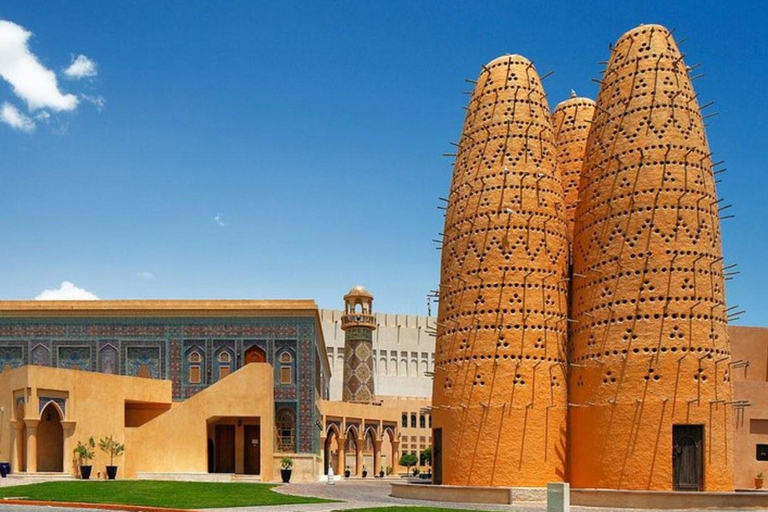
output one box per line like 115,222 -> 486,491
411,413 -> 416,428
218,352 -> 231,363
188,350 -> 202,384
402,413 -> 408,428
419,415 -> 425,428
279,351 -> 293,384
429,415 -> 432,428
757,444 -> 768,461
217,351 -> 232,380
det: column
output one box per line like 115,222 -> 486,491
355,437 -> 363,476
392,440 -> 400,471
373,439 -> 382,476
320,435 -> 327,474
10,420 -> 24,473
61,421 -> 77,475
25,420 -> 39,473
336,437 -> 346,476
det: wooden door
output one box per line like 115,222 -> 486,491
673,425 -> 703,491
244,346 -> 266,364
433,428 -> 442,485
215,425 -> 235,473
244,425 -> 261,475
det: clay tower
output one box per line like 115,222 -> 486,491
341,285 -> 377,403
552,94 -> 596,246
431,55 -> 569,487
569,25 -> 733,491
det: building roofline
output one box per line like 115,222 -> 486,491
0,299 -> 319,318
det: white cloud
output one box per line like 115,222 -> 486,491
0,102 -> 34,132
80,94 -> 105,112
214,214 -> 226,227
34,281 -> 98,300
136,271 -> 154,280
0,20 -> 78,111
64,54 -> 96,79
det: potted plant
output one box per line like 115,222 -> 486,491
399,453 -> 417,476
280,457 -> 293,483
379,468 -> 384,478
344,465 -> 351,478
757,472 -> 765,489
362,465 -> 368,478
98,435 -> 125,480
73,437 -> 96,479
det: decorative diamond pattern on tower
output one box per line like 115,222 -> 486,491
341,287 -> 377,403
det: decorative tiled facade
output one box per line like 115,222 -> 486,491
0,316 -> 325,455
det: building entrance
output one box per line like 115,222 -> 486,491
214,424 -> 235,473
673,425 -> 703,491
244,425 -> 260,474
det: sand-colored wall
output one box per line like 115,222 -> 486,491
569,24 -> 732,491
0,365 -> 170,477
128,362 -> 274,481
432,54 -> 569,487
730,326 -> 768,489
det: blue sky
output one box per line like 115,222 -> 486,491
1,2 -> 767,321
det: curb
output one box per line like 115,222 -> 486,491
0,499 -> 194,512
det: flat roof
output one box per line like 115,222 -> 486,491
0,299 -> 319,318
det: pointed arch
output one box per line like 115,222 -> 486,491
37,402 -> 63,472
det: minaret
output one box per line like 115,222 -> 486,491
341,285 -> 377,403
432,55 -> 569,487
570,24 -> 733,491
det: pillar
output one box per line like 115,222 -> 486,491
336,436 -> 346,476
10,420 -> 24,473
355,437 -> 363,476
392,440 -> 400,470
373,439 -> 382,475
25,420 -> 39,473
61,421 -> 76,476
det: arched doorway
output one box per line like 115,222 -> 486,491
37,402 -> 63,472
324,424 -> 340,475
345,425 -> 361,475
244,345 -> 266,364
383,426 -> 397,475
364,427 -> 377,474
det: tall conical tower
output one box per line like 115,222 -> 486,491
341,285 -> 377,403
552,94 -> 596,246
569,25 -> 733,491
432,55 -> 569,487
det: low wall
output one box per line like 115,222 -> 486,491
275,454 -> 321,483
571,489 -> 768,509
390,483 -> 545,504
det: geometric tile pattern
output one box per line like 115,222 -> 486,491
342,327 -> 375,403
0,315 -> 325,455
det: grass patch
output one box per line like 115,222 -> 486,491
0,480 -> 334,509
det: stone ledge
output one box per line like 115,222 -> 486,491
571,488 -> 768,509
390,482 -> 546,504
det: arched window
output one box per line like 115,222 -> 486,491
410,413 -> 416,428
217,350 -> 232,380
428,415 -> 432,428
279,351 -> 293,384
188,350 -> 202,384
402,413 -> 407,428
419,415 -> 425,429
276,408 -> 296,452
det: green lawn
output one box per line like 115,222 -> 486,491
0,480 -> 334,509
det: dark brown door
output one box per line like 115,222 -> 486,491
245,346 -> 266,364
215,425 -> 235,473
433,428 -> 442,485
673,425 -> 703,491
244,425 -> 261,475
